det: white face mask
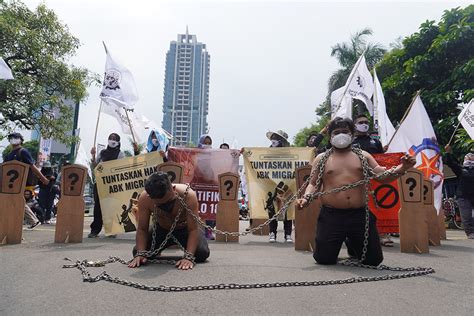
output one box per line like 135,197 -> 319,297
201,144 -> 212,149
108,140 -> 119,148
331,133 -> 352,149
271,140 -> 280,147
9,138 -> 21,145
152,139 -> 159,146
355,123 -> 369,133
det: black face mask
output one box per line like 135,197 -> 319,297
158,197 -> 176,213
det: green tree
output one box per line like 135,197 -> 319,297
2,140 -> 39,161
0,0 -> 98,143
377,5 -> 474,155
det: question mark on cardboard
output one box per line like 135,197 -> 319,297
423,185 -> 428,201
6,170 -> 19,189
68,173 -> 79,191
224,180 -> 233,196
405,178 -> 416,197
167,171 -> 177,183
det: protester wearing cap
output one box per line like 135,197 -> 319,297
4,132 -> 49,229
266,129 -> 293,243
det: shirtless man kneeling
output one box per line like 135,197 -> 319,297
297,117 -> 416,266
128,172 -> 210,270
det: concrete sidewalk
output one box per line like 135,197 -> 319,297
1,219 -> 472,315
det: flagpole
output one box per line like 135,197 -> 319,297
123,107 -> 137,145
447,121 -> 462,145
333,50 -> 367,116
385,90 -> 421,149
373,68 -> 379,134
93,100 -> 103,150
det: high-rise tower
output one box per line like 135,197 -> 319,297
162,27 -> 210,146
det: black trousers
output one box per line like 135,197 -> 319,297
314,205 -> 383,266
268,207 -> 292,236
90,184 -> 103,234
133,224 -> 210,263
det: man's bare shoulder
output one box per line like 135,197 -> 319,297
138,190 -> 153,210
312,152 -> 326,164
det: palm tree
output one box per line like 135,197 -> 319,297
328,28 -> 386,94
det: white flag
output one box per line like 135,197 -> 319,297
458,99 -> 474,139
99,43 -> 138,109
100,104 -> 146,143
387,95 -> 444,213
0,58 -> 14,80
331,86 -> 352,119
333,55 -> 374,116
373,69 -> 395,147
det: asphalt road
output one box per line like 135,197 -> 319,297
1,217 -> 473,315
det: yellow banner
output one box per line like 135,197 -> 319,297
94,152 -> 163,235
243,147 -> 315,220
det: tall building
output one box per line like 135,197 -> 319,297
162,28 -> 210,146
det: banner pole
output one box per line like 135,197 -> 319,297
447,121 -> 462,146
93,100 -> 103,150
123,107 -> 137,145
385,90 -> 420,149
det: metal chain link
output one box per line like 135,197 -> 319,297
62,256 -> 435,292
62,148 -> 434,292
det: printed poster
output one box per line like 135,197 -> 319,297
94,152 -> 163,235
168,147 -> 240,221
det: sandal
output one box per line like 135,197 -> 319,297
380,237 -> 394,247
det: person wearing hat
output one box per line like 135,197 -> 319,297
88,133 -> 126,238
4,132 -> 49,229
266,129 -> 293,243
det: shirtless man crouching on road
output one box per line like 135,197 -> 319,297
297,117 -> 416,266
128,172 -> 210,270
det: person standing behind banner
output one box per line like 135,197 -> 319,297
351,114 -> 393,247
146,129 -> 170,162
266,129 -> 293,243
4,132 -> 49,229
37,161 -> 58,224
88,133 -> 126,238
219,143 -> 230,149
444,145 -> 474,239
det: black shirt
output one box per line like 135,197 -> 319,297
445,153 -> 474,198
352,135 -> 384,154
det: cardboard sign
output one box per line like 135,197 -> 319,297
157,162 -> 184,184
216,172 -> 239,242
294,165 -> 319,252
0,161 -> 29,244
398,168 -> 429,253
55,165 -> 88,243
423,179 -> 440,246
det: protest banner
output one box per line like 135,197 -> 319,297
167,147 -> 240,221
94,152 -> 163,235
243,147 -> 315,221
368,152 -> 404,233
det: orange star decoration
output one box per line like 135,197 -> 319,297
417,152 -> 443,179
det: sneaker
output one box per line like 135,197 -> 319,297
28,221 -> 41,230
44,220 -> 51,224
269,232 -> 276,243
284,235 -> 293,243
88,232 -> 99,238
468,233 -> 474,239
